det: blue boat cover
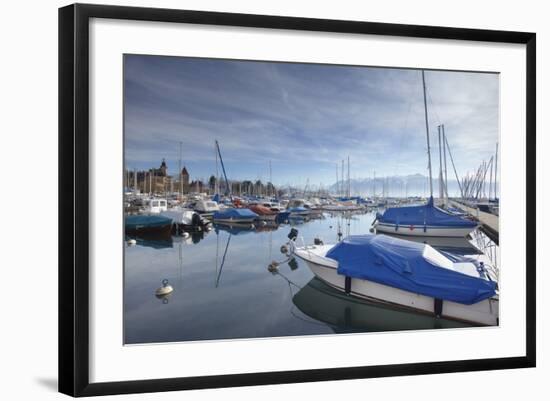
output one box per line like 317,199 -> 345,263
378,197 -> 477,228
326,234 -> 496,304
125,214 -> 172,229
213,208 -> 258,220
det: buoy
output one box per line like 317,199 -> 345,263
182,232 -> 190,239
267,261 -> 279,273
127,239 -> 137,246
155,279 -> 173,296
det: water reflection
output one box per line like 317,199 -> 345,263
124,210 -> 498,344
293,277 -> 475,332
128,237 -> 174,249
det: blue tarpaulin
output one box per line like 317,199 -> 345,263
326,234 -> 496,305
377,197 -> 477,228
213,208 -> 258,220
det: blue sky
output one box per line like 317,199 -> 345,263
124,54 -> 499,188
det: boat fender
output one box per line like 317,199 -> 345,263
434,298 -> 443,318
182,232 -> 190,239
127,239 -> 137,246
267,261 -> 279,273
394,223 -> 399,232
280,244 -> 289,254
344,276 -> 352,295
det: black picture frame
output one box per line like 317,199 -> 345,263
59,3 -> 536,397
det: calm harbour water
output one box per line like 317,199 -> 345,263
124,210 -> 497,344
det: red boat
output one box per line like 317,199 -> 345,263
248,204 -> 278,220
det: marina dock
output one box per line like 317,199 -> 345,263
450,200 -> 499,244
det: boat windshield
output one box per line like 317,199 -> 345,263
422,245 -> 453,270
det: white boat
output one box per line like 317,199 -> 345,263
374,221 -> 477,238
289,234 -> 498,326
193,199 -> 220,214
260,201 -> 284,212
143,198 -> 168,214
160,208 -> 212,232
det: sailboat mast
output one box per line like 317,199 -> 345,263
341,159 -> 344,197
442,124 -> 449,200
215,143 -> 219,195
347,156 -> 350,198
179,141 -> 183,197
215,140 -> 232,201
438,125 -> 443,200
422,70 -> 434,198
494,142 -> 498,199
335,164 -> 338,196
269,160 -> 272,197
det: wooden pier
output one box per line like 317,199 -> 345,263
450,200 -> 499,244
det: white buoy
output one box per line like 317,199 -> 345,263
127,239 -> 137,246
155,279 -> 173,296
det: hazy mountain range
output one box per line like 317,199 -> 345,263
327,173 -> 493,198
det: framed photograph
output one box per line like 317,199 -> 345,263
59,3 -> 536,397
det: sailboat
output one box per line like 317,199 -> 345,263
373,71 -> 478,238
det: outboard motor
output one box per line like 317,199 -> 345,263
191,212 -> 202,227
288,228 -> 298,241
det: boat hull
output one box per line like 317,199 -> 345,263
125,219 -> 173,238
293,245 -> 498,326
213,218 -> 256,224
374,221 -> 477,238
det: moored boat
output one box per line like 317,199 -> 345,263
212,208 -> 259,224
160,208 -> 212,233
248,204 -> 278,220
125,214 -> 173,238
289,233 -> 498,326
374,197 -> 478,237
192,199 -> 220,215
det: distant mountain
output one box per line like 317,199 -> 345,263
329,173 -> 465,197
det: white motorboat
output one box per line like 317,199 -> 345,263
143,198 -> 168,214
289,233 -> 498,326
193,199 -> 220,214
160,208 -> 212,233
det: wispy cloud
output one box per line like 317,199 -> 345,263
124,55 -> 499,186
